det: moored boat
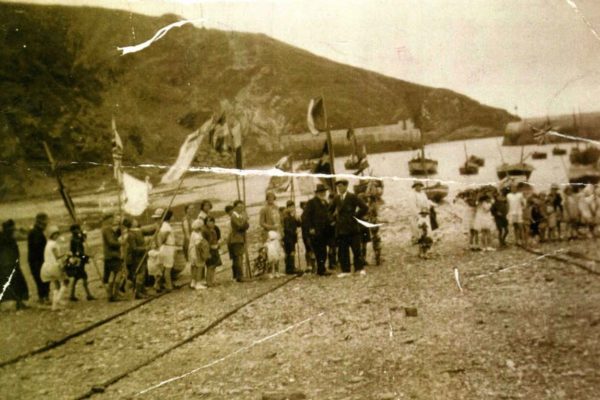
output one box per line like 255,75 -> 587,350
408,152 -> 438,176
531,151 -> 547,160
568,164 -> 600,185
496,162 -> 534,180
552,146 -> 567,156
468,155 -> 485,167
570,146 -> 600,165
424,182 -> 449,203
459,161 -> 479,175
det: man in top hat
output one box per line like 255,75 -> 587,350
332,179 -> 369,277
302,184 -> 333,276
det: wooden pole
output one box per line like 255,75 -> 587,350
289,156 -> 302,271
322,95 -> 336,189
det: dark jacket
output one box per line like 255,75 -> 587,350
333,192 -> 369,236
229,211 -> 249,244
283,213 -> 300,245
302,196 -> 331,237
102,226 -> 121,261
27,225 -> 46,268
0,231 -> 29,301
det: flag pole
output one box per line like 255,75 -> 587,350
43,141 -> 77,223
289,155 -> 303,271
322,94 -> 336,189
239,134 -> 252,279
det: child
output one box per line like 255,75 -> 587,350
474,195 -> 496,251
491,189 -> 509,247
265,230 -> 285,277
282,200 -> 301,275
68,224 -> 95,301
548,184 -> 564,239
545,196 -> 559,241
564,186 -> 580,240
528,195 -> 545,246
202,216 -> 222,287
157,210 -> 176,291
189,220 -> 209,290
507,184 -> 525,246
579,185 -> 596,238
41,226 -> 68,311
416,207 -> 433,259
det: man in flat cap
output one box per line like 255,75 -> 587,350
303,184 -> 333,276
332,179 -> 369,277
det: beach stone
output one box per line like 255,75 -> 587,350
404,307 -> 418,317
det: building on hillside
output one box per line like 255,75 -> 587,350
278,119 -> 421,156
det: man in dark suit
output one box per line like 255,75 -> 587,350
302,184 -> 333,276
333,179 -> 369,277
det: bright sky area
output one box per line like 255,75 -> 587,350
9,0 -> 600,117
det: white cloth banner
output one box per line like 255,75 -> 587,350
122,173 -> 149,216
161,130 -> 204,184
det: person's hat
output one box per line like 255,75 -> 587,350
550,183 -> 559,190
419,207 -> 430,215
315,184 -> 328,193
70,223 -> 81,232
412,181 -> 424,189
286,200 -> 295,207
151,208 -> 164,219
47,225 -> 60,237
335,179 -> 349,186
191,220 -> 203,230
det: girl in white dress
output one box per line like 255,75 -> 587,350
474,195 -> 496,251
41,226 -> 68,310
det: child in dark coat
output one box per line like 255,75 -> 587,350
68,224 -> 95,301
491,190 -> 509,248
283,200 -> 301,275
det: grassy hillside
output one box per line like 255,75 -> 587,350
0,3 -> 516,197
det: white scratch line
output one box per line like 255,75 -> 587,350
117,18 -> 205,55
387,308 -> 394,339
565,0 -> 600,42
0,266 -> 16,301
547,130 -> 600,147
453,267 -> 463,293
471,249 -> 566,280
136,312 -> 325,396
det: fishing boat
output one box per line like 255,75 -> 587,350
468,155 -> 485,167
568,164 -> 600,185
531,151 -> 547,160
570,146 -> 600,165
424,182 -> 449,203
344,128 -> 370,171
459,161 -> 479,175
552,146 -> 567,156
408,149 -> 438,176
408,127 -> 438,176
496,144 -> 534,180
496,162 -> 534,180
459,143 -> 480,175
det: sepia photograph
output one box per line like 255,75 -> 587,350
1,0 -> 600,398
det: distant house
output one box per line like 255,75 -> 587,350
279,119 -> 421,156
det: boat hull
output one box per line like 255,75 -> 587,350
568,165 -> 600,185
531,152 -> 547,160
496,163 -> 534,180
468,155 -> 485,167
459,162 -> 479,175
552,147 -> 567,156
408,158 -> 438,176
424,183 -> 449,203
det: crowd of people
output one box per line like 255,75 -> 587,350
7,175 -> 595,312
0,179 -> 384,311
454,180 -> 600,251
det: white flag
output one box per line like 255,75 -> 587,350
161,130 -> 204,184
122,173 -> 149,216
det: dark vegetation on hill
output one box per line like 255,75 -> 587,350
0,3 -> 516,198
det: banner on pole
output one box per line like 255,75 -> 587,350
161,130 -> 204,184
